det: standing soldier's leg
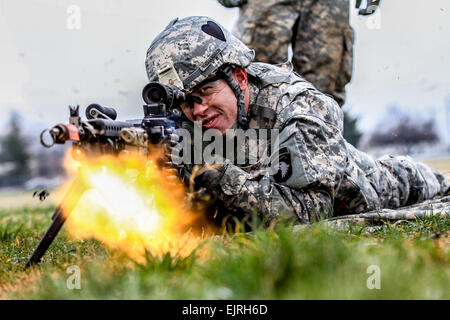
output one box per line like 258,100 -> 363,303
233,0 -> 299,64
292,0 -> 353,107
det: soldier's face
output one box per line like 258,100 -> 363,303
181,68 -> 248,134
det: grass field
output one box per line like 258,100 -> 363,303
0,204 -> 449,299
0,158 -> 449,299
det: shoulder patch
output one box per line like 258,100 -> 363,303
274,147 -> 293,182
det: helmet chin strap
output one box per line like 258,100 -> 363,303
219,65 -> 249,129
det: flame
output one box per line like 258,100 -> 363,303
57,148 -> 214,262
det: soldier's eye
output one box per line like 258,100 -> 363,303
183,95 -> 203,109
199,86 -> 213,95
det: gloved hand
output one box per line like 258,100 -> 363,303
355,0 -> 380,15
162,131 -> 184,184
163,132 -> 182,165
217,0 -> 247,9
192,162 -> 227,192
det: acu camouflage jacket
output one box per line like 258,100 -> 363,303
185,62 -> 449,224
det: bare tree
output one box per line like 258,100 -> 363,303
0,112 -> 31,187
368,116 -> 439,152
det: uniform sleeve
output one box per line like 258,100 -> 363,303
213,90 -> 348,223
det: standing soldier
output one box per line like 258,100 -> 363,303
218,0 -> 381,107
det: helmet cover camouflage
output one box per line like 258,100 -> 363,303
145,16 -> 255,92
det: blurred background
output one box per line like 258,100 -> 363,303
0,0 -> 449,195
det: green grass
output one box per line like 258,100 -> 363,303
1,205 -> 449,299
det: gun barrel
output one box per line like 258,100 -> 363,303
88,119 -> 142,138
40,124 -> 81,148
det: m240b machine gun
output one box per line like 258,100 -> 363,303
25,82 -> 187,267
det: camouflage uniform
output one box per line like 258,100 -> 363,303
190,62 -> 449,224
145,16 -> 449,225
220,0 -> 354,107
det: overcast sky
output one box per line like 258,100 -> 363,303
1,0 -> 449,141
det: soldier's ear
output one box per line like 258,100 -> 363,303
232,67 -> 248,91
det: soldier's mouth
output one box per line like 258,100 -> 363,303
202,114 -> 220,129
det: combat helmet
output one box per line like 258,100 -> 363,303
145,16 -> 255,127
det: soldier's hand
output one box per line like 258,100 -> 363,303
192,163 -> 226,191
163,132 -> 183,167
217,0 -> 247,9
162,132 -> 184,184
355,0 -> 380,15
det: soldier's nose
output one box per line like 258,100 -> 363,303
192,101 -> 208,119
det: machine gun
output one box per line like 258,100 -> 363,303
25,82 -> 187,268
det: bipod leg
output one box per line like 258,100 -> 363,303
25,176 -> 86,268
